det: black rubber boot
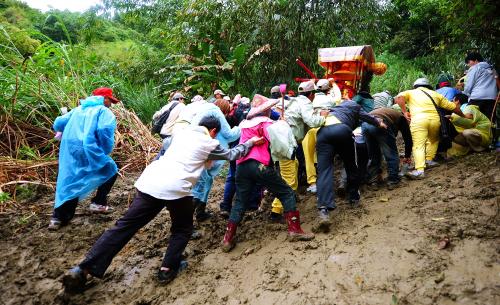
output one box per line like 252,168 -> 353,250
194,199 -> 212,222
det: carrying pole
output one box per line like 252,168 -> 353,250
296,58 -> 318,80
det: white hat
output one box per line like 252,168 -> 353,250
240,97 -> 250,105
270,86 -> 280,94
316,79 -> 330,91
223,96 -> 231,101
298,80 -> 316,93
191,95 -> 204,102
214,89 -> 225,96
413,78 -> 430,88
172,92 -> 185,101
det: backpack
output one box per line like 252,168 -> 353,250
266,120 -> 298,161
151,102 -> 179,135
235,103 -> 251,124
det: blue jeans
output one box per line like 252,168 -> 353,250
362,122 -> 400,182
221,160 -> 261,212
192,160 -> 225,203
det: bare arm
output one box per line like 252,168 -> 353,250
395,96 -> 411,123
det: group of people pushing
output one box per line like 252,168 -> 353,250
50,52 -> 498,292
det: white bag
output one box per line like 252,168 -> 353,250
266,120 -> 298,161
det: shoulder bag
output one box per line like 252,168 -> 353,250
419,89 -> 458,151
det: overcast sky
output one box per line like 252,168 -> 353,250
22,0 -> 102,12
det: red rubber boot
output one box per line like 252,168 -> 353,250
285,210 -> 315,241
221,221 -> 237,252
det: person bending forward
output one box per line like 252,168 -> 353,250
62,115 -> 263,292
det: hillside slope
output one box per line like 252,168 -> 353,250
0,152 -> 498,305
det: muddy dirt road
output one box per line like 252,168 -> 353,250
0,152 -> 499,305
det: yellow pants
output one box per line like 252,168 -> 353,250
271,159 -> 298,214
410,116 -> 440,170
302,128 -> 319,185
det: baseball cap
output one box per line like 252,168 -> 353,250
191,95 -> 204,103
214,89 -> 225,96
172,92 -> 185,101
92,87 -> 120,103
270,86 -> 280,94
316,79 -> 330,91
298,81 -> 316,93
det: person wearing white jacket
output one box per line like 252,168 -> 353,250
303,79 -> 340,193
464,52 -> 498,120
62,115 -> 263,291
270,81 -> 328,221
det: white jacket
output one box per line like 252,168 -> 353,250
135,126 -> 219,200
152,102 -> 186,137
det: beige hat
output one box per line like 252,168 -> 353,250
270,86 -> 280,94
214,89 -> 225,96
298,80 -> 316,93
247,94 -> 279,119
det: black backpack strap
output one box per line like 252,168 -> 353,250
152,101 -> 180,135
419,89 -> 440,112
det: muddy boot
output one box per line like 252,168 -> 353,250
337,179 -> 346,197
387,179 -> 400,190
194,199 -> 212,222
285,211 -> 314,242
268,211 -> 284,223
62,266 -> 87,293
48,218 -> 62,231
312,208 -> 331,233
221,221 -> 237,252
157,261 -> 188,285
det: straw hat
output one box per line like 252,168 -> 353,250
247,94 -> 279,119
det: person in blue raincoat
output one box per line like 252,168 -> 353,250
49,87 -> 121,230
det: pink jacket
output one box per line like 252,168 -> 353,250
237,116 -> 273,166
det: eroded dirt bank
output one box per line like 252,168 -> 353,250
0,152 -> 499,305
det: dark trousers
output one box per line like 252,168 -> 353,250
316,124 -> 359,210
295,144 -> 307,187
355,141 -> 369,184
221,160 -> 262,212
79,191 -> 194,278
229,160 -> 296,224
362,122 -> 400,182
53,173 -> 118,223
468,99 -> 496,122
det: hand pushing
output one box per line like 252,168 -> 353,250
249,136 -> 265,146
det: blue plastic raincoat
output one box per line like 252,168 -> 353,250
53,96 -> 118,208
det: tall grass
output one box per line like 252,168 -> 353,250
371,50 -> 467,95
117,81 -> 163,124
0,27 -> 162,130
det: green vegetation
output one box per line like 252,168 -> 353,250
0,0 -> 498,130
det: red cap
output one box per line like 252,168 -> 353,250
92,87 -> 120,103
439,81 -> 450,88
